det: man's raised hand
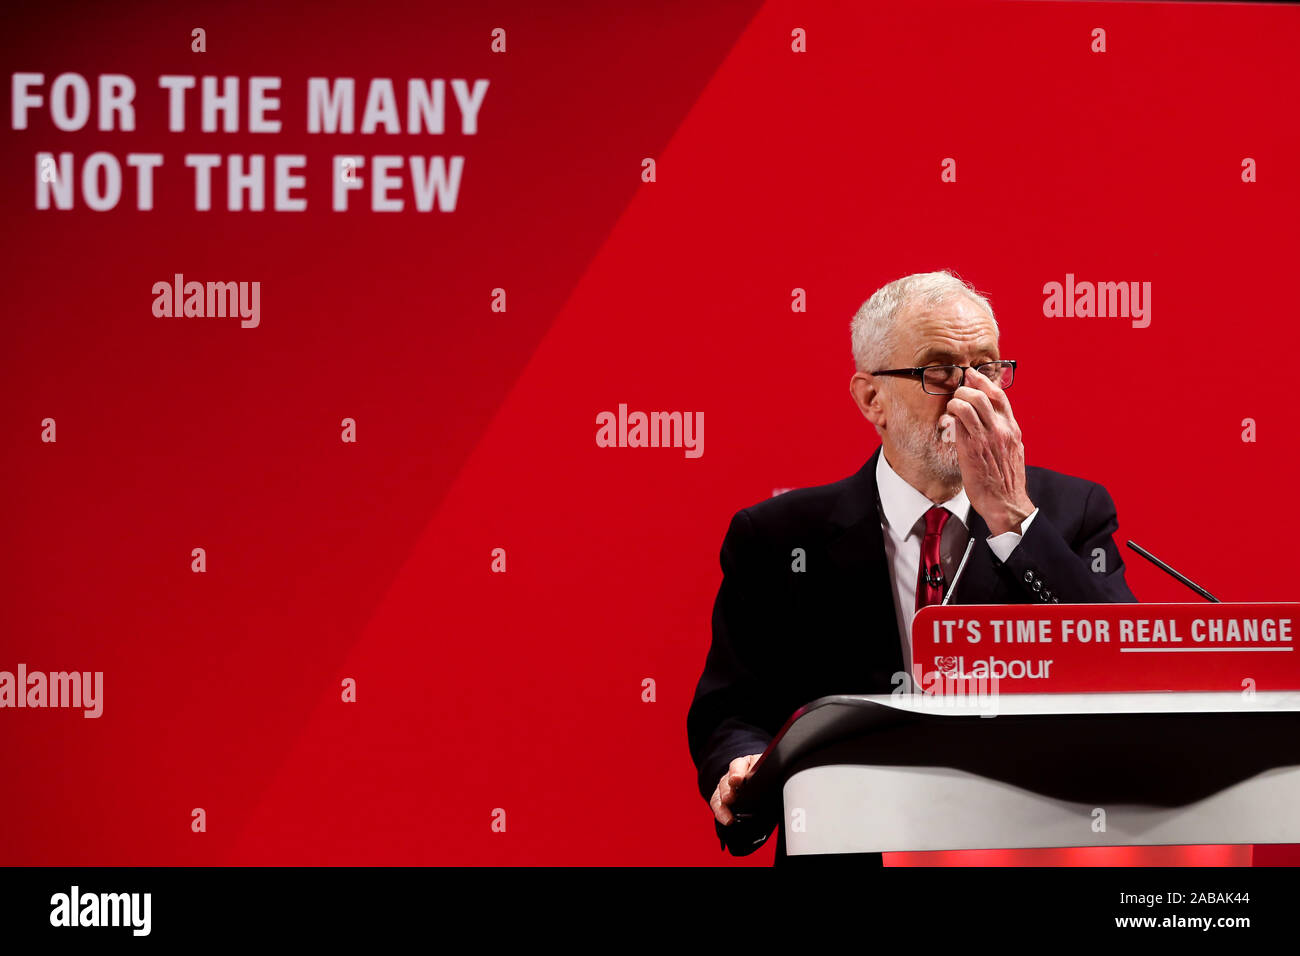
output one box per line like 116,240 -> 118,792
944,366 -> 1034,535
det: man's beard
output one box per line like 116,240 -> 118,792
888,395 -> 962,485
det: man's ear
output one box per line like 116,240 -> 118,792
850,371 -> 886,429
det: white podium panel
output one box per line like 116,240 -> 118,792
784,763 -> 1300,855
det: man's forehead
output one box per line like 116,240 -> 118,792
899,301 -> 998,360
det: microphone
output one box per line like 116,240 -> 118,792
941,539 -> 976,606
1125,540 -> 1220,603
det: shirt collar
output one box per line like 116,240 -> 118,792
875,448 -> 970,538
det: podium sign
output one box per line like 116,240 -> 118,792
909,603 -> 1300,695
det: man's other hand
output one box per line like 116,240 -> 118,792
710,754 -> 763,825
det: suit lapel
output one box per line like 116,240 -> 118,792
826,446 -> 906,680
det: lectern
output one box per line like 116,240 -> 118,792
731,691 -> 1300,856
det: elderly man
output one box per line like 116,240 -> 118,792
686,270 -> 1137,863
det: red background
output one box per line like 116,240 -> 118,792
2,0 -> 1298,866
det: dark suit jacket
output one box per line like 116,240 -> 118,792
686,445 -> 1138,859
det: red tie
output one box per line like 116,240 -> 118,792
915,506 -> 951,612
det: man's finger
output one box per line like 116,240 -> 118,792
966,367 -> 1022,435
965,366 -> 1010,411
947,397 -> 985,446
954,383 -> 998,430
726,768 -> 752,802
727,756 -> 757,787
939,413 -> 959,443
953,413 -> 981,471
711,789 -> 734,825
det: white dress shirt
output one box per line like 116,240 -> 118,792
875,450 -> 1039,677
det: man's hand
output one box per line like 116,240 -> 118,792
943,366 -> 1034,536
710,754 -> 762,825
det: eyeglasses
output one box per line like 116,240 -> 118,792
870,360 -> 1017,396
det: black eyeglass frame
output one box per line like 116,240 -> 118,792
870,360 -> 1017,395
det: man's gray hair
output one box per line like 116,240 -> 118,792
850,270 -> 997,373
